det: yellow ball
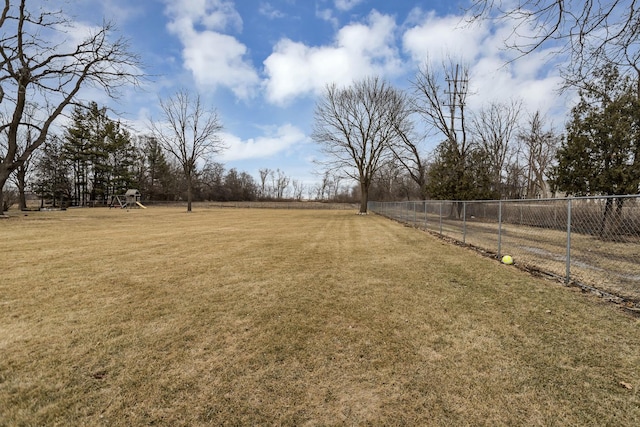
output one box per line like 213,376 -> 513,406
501,255 -> 514,265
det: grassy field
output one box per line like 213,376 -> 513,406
1,207 -> 639,425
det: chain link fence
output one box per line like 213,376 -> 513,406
369,195 -> 640,305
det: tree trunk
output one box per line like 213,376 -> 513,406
0,184 -> 5,213
0,166 -> 9,213
359,182 -> 368,214
187,174 -> 193,212
16,165 -> 27,210
600,197 -> 613,238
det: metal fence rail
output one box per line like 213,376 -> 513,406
369,195 -> 640,304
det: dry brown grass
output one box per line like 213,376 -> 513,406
401,209 -> 640,302
1,206 -> 639,425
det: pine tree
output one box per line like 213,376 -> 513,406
33,136 -> 72,208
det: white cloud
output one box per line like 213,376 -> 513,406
316,7 -> 339,28
165,0 -> 242,32
335,0 -> 365,12
263,11 -> 402,104
220,124 -> 307,161
259,2 -> 285,19
403,11 -> 568,121
402,12 -> 488,64
164,0 -> 259,98
181,30 -> 258,98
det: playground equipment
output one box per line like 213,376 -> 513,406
109,189 -> 146,209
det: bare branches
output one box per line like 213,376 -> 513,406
312,76 -> 410,213
466,0 -> 640,84
0,0 -> 143,211
412,58 -> 471,154
471,99 -> 522,189
149,89 -> 225,212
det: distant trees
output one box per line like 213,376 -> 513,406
149,90 -> 225,212
0,0 -> 142,211
29,119 -> 290,207
519,111 -> 559,199
312,77 -> 411,213
311,170 -> 354,201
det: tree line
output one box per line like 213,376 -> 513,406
6,99 -> 360,210
11,101 -> 346,209
313,59 -> 640,214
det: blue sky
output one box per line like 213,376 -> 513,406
60,0 -> 571,189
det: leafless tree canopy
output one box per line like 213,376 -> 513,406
471,100 -> 522,190
0,0 -> 142,211
388,119 -> 429,200
312,76 -> 410,213
412,59 -> 471,156
467,0 -> 640,84
519,111 -> 559,198
149,89 -> 225,212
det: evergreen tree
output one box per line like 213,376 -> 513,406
552,65 -> 640,236
104,121 -> 136,198
426,141 -> 497,206
552,65 -> 640,197
33,136 -> 72,208
140,136 -> 175,201
63,105 -> 92,206
63,102 -> 137,205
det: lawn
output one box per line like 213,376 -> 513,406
1,207 -> 639,425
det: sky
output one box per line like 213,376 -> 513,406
55,0 -> 572,190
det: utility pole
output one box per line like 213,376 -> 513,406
443,63 -> 469,150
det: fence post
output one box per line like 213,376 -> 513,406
424,201 -> 428,229
413,201 -> 417,225
463,201 -> 467,243
498,200 -> 503,257
566,198 -> 572,284
439,202 -> 443,235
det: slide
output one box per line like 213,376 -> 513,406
136,201 -> 147,209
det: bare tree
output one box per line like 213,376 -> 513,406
312,170 -> 332,201
291,179 -> 304,201
382,92 -> 430,200
8,128 -> 33,209
471,100 -> 522,195
149,90 -> 225,212
389,123 -> 428,200
272,168 -> 290,199
0,0 -> 142,212
258,168 -> 271,199
519,111 -> 559,198
312,76 -> 410,213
